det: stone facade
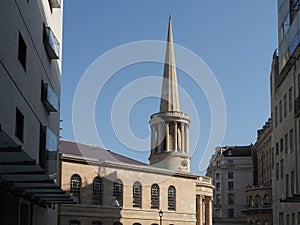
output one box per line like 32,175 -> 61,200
206,146 -> 254,225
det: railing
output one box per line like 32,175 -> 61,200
197,176 -> 212,184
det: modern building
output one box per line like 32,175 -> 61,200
58,18 -> 214,225
0,1 -> 73,225
206,145 -> 254,225
242,119 -> 273,225
271,0 -> 300,224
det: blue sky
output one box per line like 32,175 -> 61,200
61,1 -> 278,174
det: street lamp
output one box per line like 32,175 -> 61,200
159,209 -> 163,225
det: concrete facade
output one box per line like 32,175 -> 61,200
0,0 -> 65,225
206,146 -> 254,225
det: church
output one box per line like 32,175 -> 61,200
58,18 -> 214,225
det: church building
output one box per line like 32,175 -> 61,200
58,18 -> 214,225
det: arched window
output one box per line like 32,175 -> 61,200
255,195 -> 261,206
151,184 -> 159,209
248,195 -> 253,206
113,179 -> 123,207
168,185 -> 176,210
133,181 -> 142,208
92,222 -> 102,225
69,220 -> 80,225
264,194 -> 271,205
92,176 -> 103,205
70,174 -> 81,203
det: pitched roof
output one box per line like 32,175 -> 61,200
222,145 -> 253,157
59,140 -> 147,166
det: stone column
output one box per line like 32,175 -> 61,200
186,124 -> 189,154
166,122 -> 169,151
174,122 -> 177,151
196,195 -> 203,225
181,123 -> 185,153
205,197 -> 213,225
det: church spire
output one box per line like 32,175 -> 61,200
160,16 -> 180,112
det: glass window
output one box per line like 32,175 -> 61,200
228,194 -> 234,205
279,100 -> 283,122
216,173 -> 220,180
113,179 -> 123,207
284,94 -> 287,117
216,182 -> 220,191
280,138 -> 283,152
70,220 -> 80,225
292,213 -> 295,225
281,159 -> 284,179
290,129 -> 294,152
275,106 -> 279,127
276,142 -> 279,155
133,181 -> 142,208
92,177 -> 102,205
18,32 -> 27,71
285,134 -> 288,156
286,174 -> 290,197
151,184 -> 159,209
168,186 -> 176,211
276,163 -> 279,180
279,212 -> 284,225
70,174 -> 81,204
291,171 -> 295,194
228,209 -> 234,218
15,108 -> 24,142
228,172 -> 233,179
228,182 -> 234,191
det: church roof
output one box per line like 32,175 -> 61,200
59,140 -> 147,166
159,16 -> 180,112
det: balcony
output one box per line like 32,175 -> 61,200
295,96 -> 300,117
48,0 -> 61,8
43,26 -> 60,59
42,83 -> 59,112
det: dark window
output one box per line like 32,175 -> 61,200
286,174 -> 290,197
216,173 -> 220,180
281,159 -> 284,179
216,182 -> 220,191
168,186 -> 176,211
264,194 -> 271,205
275,106 -> 278,127
18,32 -> 27,71
279,100 -> 283,122
287,214 -> 290,225
228,209 -> 234,218
285,134 -> 289,156
92,222 -> 102,225
92,176 -> 102,205
228,181 -> 233,191
276,163 -> 279,180
133,181 -> 142,208
289,87 -> 293,112
279,212 -> 284,225
15,108 -> 24,141
290,129 -> 294,152
276,142 -> 279,155
20,203 -> 29,225
291,171 -> 295,195
113,179 -> 123,207
113,222 -> 123,225
216,194 -> 221,205
228,172 -> 233,179
70,174 -> 81,203
292,213 -> 295,225
284,94 -> 287,117
69,220 -> 80,225
280,138 -> 283,152
228,194 -> 234,205
151,184 -> 159,209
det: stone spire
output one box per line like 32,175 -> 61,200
149,18 -> 191,173
160,16 -> 180,112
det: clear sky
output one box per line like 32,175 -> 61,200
61,1 -> 278,174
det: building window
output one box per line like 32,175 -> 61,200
292,213 -> 295,225
228,172 -> 233,179
20,203 -> 29,225
280,138 -> 283,152
228,209 -> 234,218
133,181 -> 142,208
281,159 -> 284,179
279,100 -> 283,122
284,94 -> 287,117
70,174 -> 81,204
92,222 -> 102,225
41,81 -> 59,112
276,162 -> 279,180
216,161 -> 221,168
15,108 -> 24,142
264,194 -> 271,205
18,32 -> 27,71
275,106 -> 278,127
279,212 -> 284,225
255,195 -> 261,206
113,179 -> 123,207
70,221 -> 80,225
228,181 -> 233,191
216,194 -> 221,205
286,174 -> 290,197
151,184 -> 159,209
285,134 -> 288,156
92,176 -> 102,205
290,129 -> 294,152
216,173 -> 220,180
168,186 -> 176,211
287,214 -> 290,225
216,182 -> 220,191
291,171 -> 295,195
289,87 -> 293,112
43,25 -> 60,59
276,142 -> 279,155
228,194 -> 234,205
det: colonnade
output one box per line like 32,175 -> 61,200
196,195 -> 213,225
150,121 -> 189,154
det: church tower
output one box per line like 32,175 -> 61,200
149,17 -> 191,172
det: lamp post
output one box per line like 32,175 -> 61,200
159,209 -> 163,225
